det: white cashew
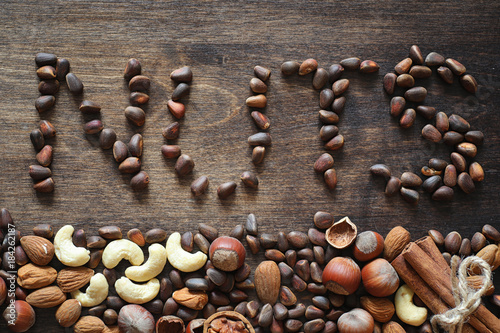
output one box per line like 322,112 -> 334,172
102,239 -> 144,269
166,232 -> 207,272
54,225 -> 90,267
125,244 -> 167,282
395,284 -> 428,326
71,273 -> 109,307
114,277 -> 160,304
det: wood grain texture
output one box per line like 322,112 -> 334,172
0,0 -> 499,330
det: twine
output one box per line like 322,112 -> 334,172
431,255 -> 492,333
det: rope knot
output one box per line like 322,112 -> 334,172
431,255 -> 492,333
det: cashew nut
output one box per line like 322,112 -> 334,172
395,284 -> 428,326
125,243 -> 167,282
114,277 -> 160,304
71,273 -> 109,307
166,232 -> 207,272
54,225 -> 91,267
102,239 -> 144,269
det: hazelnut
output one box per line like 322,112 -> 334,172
352,231 -> 384,261
3,300 -> 36,332
337,308 -> 374,333
118,304 -> 155,333
361,258 -> 399,297
209,236 -> 246,272
325,217 -> 357,249
0,278 -> 6,306
322,257 -> 361,295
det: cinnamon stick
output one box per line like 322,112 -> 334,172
391,255 -> 451,314
415,236 -> 450,270
403,240 -> 500,333
391,255 -> 478,333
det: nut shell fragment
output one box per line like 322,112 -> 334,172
203,311 -> 255,333
325,216 -> 357,249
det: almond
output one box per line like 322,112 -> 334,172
471,244 -> 500,275
382,321 -> 405,333
466,275 -> 494,296
254,260 -> 281,304
20,235 -> 55,265
74,316 -> 106,333
127,228 -> 146,246
383,226 -> 411,262
360,296 -> 395,323
57,267 -> 94,293
475,244 -> 500,271
26,285 -> 66,308
56,299 -> 82,327
105,327 -> 117,333
103,326 -> 120,333
17,263 -> 57,289
172,287 -> 208,310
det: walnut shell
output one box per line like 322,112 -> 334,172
203,311 -> 255,333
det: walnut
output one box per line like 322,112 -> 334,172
204,311 -> 254,333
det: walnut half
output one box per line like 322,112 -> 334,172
204,311 -> 254,333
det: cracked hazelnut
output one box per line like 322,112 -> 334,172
325,217 -> 357,249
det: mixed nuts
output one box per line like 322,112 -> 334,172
378,45 -> 485,204
0,208 -> 498,332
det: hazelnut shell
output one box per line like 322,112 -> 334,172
156,315 -> 185,333
325,216 -> 357,249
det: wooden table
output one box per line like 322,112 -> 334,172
1,0 -> 499,331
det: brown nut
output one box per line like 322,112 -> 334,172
203,311 -> 255,333
384,226 -> 410,262
157,315 -> 185,333
209,237 -> 246,272
353,231 -> 384,262
322,257 -> 361,295
254,261 -> 281,305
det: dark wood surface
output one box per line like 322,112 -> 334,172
1,0 -> 499,331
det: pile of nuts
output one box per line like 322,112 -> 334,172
281,57 -> 380,190
376,45 -> 485,203
241,65 -> 275,193
30,54 -> 152,192
161,65 -> 199,189
29,52 -> 82,192
0,207 -> 498,333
